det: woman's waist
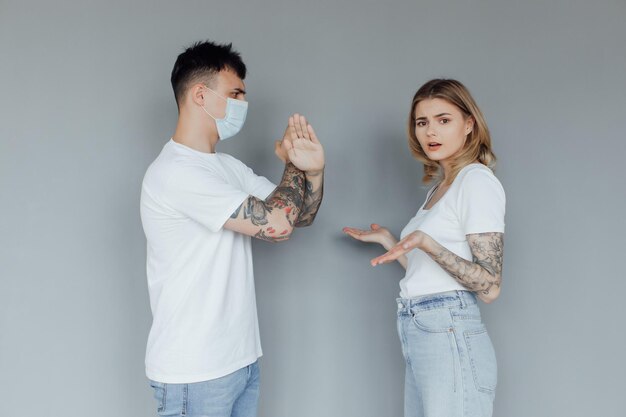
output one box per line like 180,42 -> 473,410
397,289 -> 478,314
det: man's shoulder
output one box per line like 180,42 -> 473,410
217,152 -> 257,177
143,149 -> 206,190
217,152 -> 247,167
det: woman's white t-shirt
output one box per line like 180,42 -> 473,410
399,163 -> 506,299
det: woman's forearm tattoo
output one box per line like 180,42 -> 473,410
425,232 -> 504,296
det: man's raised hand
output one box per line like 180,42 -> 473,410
274,122 -> 292,163
285,113 -> 324,174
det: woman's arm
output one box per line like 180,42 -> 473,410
371,231 -> 503,302
343,224 -> 408,269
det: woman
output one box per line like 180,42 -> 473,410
343,79 -> 505,417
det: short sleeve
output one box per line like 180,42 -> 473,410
242,166 -> 277,200
164,164 -> 249,233
456,169 -> 506,235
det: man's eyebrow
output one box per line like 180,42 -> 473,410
233,88 -> 246,94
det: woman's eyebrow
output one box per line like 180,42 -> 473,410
415,113 -> 452,120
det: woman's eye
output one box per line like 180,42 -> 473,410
416,121 -> 426,127
440,118 -> 449,124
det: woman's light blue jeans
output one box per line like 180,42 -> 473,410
149,361 -> 260,417
397,291 -> 497,417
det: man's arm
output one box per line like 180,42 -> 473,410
224,162 -> 305,242
294,170 -> 324,227
276,114 -> 325,227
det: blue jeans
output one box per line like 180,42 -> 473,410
149,362 -> 260,417
397,291 -> 497,417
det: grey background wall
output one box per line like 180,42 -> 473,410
1,0 -> 625,416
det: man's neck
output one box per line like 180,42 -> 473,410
172,113 -> 218,153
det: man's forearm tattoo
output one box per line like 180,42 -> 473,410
230,198 -> 269,226
270,163 -> 305,227
253,228 -> 289,242
426,232 -> 504,296
231,163 -> 306,242
295,171 -> 324,227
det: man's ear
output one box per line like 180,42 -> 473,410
190,83 -> 206,107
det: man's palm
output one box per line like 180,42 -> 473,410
288,138 -> 324,172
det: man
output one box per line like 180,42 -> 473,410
140,40 -> 324,416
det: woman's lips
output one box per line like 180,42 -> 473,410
428,143 -> 442,151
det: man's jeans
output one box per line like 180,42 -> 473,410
149,361 -> 260,417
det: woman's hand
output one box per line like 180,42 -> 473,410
370,230 -> 433,266
344,224 -> 408,269
343,224 -> 396,249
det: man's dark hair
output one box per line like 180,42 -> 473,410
171,41 -> 246,108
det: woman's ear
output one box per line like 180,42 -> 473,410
465,116 -> 475,135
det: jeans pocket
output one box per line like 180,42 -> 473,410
464,328 -> 497,393
149,380 -> 167,413
411,308 -> 453,333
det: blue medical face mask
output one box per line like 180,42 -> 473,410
201,87 -> 248,140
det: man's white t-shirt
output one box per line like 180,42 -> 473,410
399,163 -> 506,298
140,139 -> 276,383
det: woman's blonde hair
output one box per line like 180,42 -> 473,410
407,79 -> 496,185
